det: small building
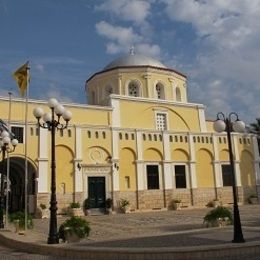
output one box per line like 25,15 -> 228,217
0,51 -> 259,214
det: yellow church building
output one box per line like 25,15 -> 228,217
0,51 -> 259,214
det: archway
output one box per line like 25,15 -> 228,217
0,156 -> 37,213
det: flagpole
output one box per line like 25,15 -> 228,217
24,67 -> 30,231
5,91 -> 12,228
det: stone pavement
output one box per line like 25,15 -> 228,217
0,205 -> 260,259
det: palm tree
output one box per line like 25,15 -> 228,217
249,118 -> 260,152
250,118 -> 260,135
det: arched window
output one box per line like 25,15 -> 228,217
176,87 -> 181,101
105,85 -> 113,96
128,81 -> 139,97
156,83 -> 165,99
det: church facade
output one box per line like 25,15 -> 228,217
0,52 -> 259,214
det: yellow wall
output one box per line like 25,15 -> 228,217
119,99 -> 200,131
172,149 -> 189,161
196,148 -> 215,187
240,150 -> 255,186
56,145 -> 74,193
119,148 -> 137,191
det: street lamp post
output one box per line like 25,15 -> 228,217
213,112 -> 245,243
33,98 -> 72,244
0,130 -> 18,229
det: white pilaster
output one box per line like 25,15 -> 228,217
234,161 -> 242,186
118,74 -> 122,95
198,107 -> 207,132
162,132 -> 170,160
112,129 -> 119,191
113,168 -> 120,191
136,161 -> 145,190
111,99 -> 121,127
162,132 -> 172,189
37,159 -> 48,192
143,73 -> 151,98
74,126 -> 83,192
233,134 -> 242,186
75,126 -> 82,159
188,134 -> 197,188
213,135 -> 221,187
136,131 -> 143,160
163,163 -> 173,189
38,127 -> 48,192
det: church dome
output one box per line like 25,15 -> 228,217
103,50 -> 167,70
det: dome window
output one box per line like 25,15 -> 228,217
156,83 -> 165,99
176,87 -> 181,101
106,86 -> 113,96
128,81 -> 139,97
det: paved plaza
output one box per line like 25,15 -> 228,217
0,204 -> 260,259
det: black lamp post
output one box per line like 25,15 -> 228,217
213,112 -> 245,243
0,130 -> 18,229
33,98 -> 72,244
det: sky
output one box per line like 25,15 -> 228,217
1,0 -> 260,124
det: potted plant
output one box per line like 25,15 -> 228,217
203,206 -> 233,227
69,202 -> 84,217
119,198 -> 130,213
105,198 -> 113,214
39,203 -> 49,219
9,211 -> 34,234
58,216 -> 91,243
171,199 -> 181,210
248,194 -> 258,204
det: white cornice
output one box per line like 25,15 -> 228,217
0,96 -> 112,111
110,94 -> 204,109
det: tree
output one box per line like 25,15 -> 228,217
249,118 -> 260,153
250,118 -> 260,135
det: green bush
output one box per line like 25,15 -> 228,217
204,206 -> 233,226
58,216 -> 90,242
70,202 -> 81,208
9,211 -> 34,229
40,203 -> 47,210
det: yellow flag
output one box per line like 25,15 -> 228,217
12,61 -> 30,97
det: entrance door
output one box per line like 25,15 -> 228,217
88,177 -> 105,208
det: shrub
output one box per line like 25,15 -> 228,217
204,206 -> 233,226
119,198 -> 130,208
70,202 -> 81,208
58,216 -> 91,242
9,211 -> 34,229
40,203 -> 47,210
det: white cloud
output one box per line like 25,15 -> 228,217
135,43 -> 161,58
96,21 -> 161,57
96,21 -> 142,46
95,0 -> 151,24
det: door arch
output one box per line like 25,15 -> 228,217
0,156 -> 37,213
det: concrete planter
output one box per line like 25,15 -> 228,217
64,228 -> 82,243
70,208 -> 84,217
249,197 -> 258,204
41,209 -> 49,219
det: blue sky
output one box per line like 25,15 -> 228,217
1,0 -> 260,124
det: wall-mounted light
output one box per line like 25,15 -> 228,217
114,163 -> 119,171
77,163 -> 82,171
